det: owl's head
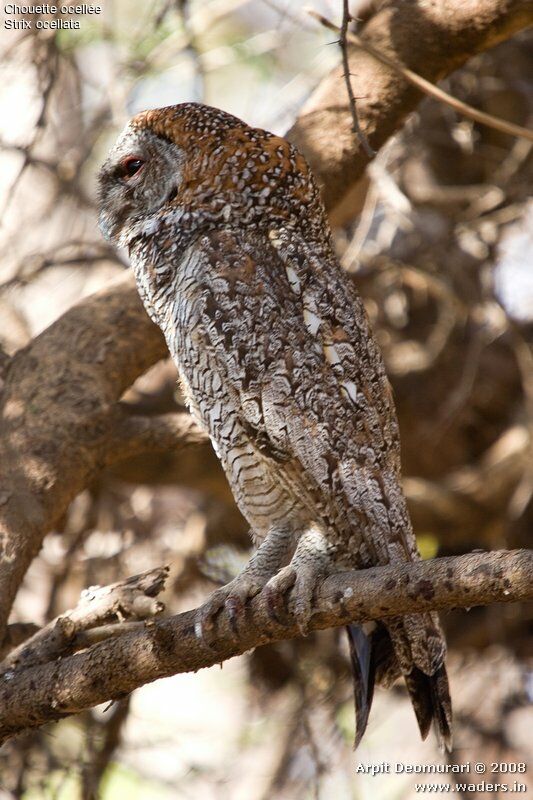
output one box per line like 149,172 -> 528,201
97,111 -> 185,247
98,102 -> 326,250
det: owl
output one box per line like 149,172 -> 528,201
98,102 -> 452,749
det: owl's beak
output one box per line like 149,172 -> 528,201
98,204 -> 127,246
98,210 -> 113,242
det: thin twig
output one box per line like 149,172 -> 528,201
81,697 -> 131,800
340,0 -> 375,158
308,9 -> 533,144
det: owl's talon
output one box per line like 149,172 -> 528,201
197,586 -> 232,642
264,584 -> 288,625
292,572 -> 320,635
198,574 -> 266,640
265,565 -> 296,596
225,595 -> 244,634
264,564 -> 320,635
265,564 -> 316,636
293,596 -> 313,635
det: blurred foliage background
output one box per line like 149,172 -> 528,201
0,1 -> 532,798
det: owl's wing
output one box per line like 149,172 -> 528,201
191,228 -> 451,740
193,226 -> 415,566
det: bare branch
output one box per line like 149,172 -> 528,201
103,411 -> 208,466
339,0 -> 375,159
0,567 -> 169,672
309,8 -> 533,144
0,549 -> 530,745
288,0 -> 533,217
0,275 -> 168,641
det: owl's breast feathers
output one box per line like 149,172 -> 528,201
135,224 -> 416,570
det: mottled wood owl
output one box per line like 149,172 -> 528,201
98,102 -> 452,749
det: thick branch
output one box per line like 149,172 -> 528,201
0,550 -> 530,745
0,279 -> 174,641
103,411 -> 209,466
288,0 -> 533,218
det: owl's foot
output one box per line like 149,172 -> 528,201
197,526 -> 333,640
266,527 -> 334,635
198,573 -> 268,638
264,564 -> 317,634
197,526 -> 293,641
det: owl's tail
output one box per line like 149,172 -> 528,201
346,615 -> 452,750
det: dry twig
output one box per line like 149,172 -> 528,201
339,0 -> 375,159
308,9 -> 533,144
289,0 -> 533,215
1,567 -> 169,672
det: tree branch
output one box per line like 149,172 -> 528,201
287,0 -> 533,219
0,549 -> 530,745
339,0 -> 375,159
103,411 -> 209,467
0,567 -> 169,672
0,278 -> 172,642
310,8 -> 533,145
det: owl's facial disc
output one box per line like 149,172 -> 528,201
98,125 -> 183,248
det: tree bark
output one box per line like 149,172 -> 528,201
0,279 -> 196,641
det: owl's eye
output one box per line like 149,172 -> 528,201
119,157 -> 145,180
